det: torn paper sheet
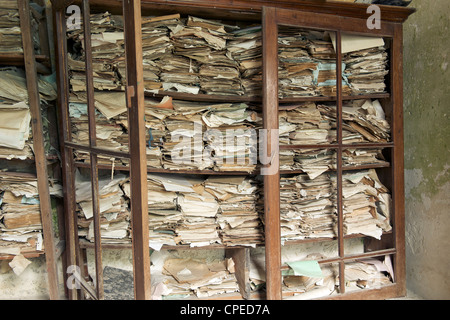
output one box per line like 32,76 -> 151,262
9,254 -> 31,275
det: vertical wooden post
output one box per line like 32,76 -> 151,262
335,30 -> 346,294
391,23 -> 406,297
262,6 -> 282,300
82,0 -> 104,300
123,0 -> 151,300
18,0 -> 59,300
53,1 -> 80,300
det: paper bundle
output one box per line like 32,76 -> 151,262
0,0 -> 22,53
279,102 -> 336,146
342,148 -> 389,167
205,176 -> 263,246
338,169 -> 392,239
67,12 -> 124,92
75,172 -> 131,244
202,103 -> 259,173
280,173 -> 336,242
150,250 -> 239,299
228,25 -> 262,96
318,99 -> 391,144
0,173 -> 61,254
339,34 -> 389,95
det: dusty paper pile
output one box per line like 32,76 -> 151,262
280,173 -> 336,242
75,172 -> 131,244
0,172 -> 62,255
150,250 -> 239,299
279,102 -> 336,146
318,99 -> 391,143
338,169 -> 392,239
202,102 -> 260,173
67,12 -> 124,92
0,0 -> 42,54
278,27 -> 353,98
283,255 -> 394,299
0,67 -> 57,160
205,176 -> 263,246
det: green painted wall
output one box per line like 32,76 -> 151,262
403,0 -> 450,299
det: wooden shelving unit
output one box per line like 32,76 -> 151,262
0,0 -> 64,300
52,0 -> 414,300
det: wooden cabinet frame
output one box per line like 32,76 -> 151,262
52,0 -> 414,300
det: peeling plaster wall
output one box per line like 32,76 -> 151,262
403,0 -> 450,299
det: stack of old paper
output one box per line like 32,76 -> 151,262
171,16 -> 241,96
0,172 -> 61,254
280,103 -> 336,146
152,173 -> 214,248
67,12 -> 124,92
292,149 -> 336,179
277,28 -> 353,98
0,67 -> 57,104
339,169 -> 392,239
0,0 -> 22,53
205,176 -> 263,246
150,250 -> 239,299
282,256 -> 393,299
146,174 -> 182,247
228,25 -> 262,97
280,173 -> 336,242
0,102 -> 31,156
278,28 -> 317,97
176,186 -> 221,247
203,103 -> 259,172
344,258 -> 393,291
68,97 -> 129,166
75,172 -> 131,244
166,16 -> 227,94
137,14 -> 183,92
161,109 -> 212,171
68,56 -> 121,92
342,148 -> 389,167
128,173 -> 220,247
0,67 -> 56,159
318,99 -> 390,144
336,34 -> 388,95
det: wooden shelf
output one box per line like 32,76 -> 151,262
0,250 -> 44,261
74,160 -> 390,175
146,90 -> 261,103
0,53 -> 50,65
78,231 -> 393,251
280,162 -> 391,175
280,142 -> 394,150
279,93 -> 390,104
73,161 -> 255,175
54,0 -> 413,301
145,91 -> 390,104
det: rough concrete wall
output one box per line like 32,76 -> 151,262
403,0 -> 450,299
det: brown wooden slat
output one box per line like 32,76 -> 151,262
262,6 -> 282,300
335,30 -> 346,294
82,0 -> 104,300
64,141 -> 131,159
226,248 -> 251,300
70,0 -> 415,23
17,0 -> 60,300
53,4 -> 80,300
123,0 -> 151,300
